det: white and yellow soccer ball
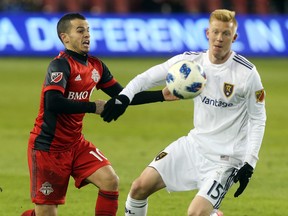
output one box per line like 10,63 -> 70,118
166,60 -> 207,99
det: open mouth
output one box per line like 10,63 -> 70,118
83,40 -> 90,47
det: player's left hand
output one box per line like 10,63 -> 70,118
101,94 -> 130,122
233,163 -> 254,197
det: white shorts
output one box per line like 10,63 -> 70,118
149,135 -> 237,208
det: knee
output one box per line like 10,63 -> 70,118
93,172 -> 119,191
129,179 -> 148,200
104,173 -> 119,191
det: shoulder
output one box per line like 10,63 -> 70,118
231,53 -> 262,86
183,51 -> 205,56
52,52 -> 71,67
49,57 -> 70,72
167,50 -> 206,65
183,50 -> 206,59
232,53 -> 255,70
54,51 -> 70,62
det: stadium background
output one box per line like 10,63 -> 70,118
0,0 -> 287,215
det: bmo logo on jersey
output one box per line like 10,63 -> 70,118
67,91 -> 89,100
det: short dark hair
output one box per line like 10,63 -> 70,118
57,13 -> 86,42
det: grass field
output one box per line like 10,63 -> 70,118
0,57 -> 287,216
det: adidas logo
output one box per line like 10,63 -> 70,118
75,74 -> 82,81
125,208 -> 135,214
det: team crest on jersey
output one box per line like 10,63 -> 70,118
91,69 -> 100,83
255,89 -> 265,102
155,151 -> 168,161
39,182 -> 54,196
223,83 -> 234,97
51,72 -> 63,83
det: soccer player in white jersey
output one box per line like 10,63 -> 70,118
101,9 -> 266,216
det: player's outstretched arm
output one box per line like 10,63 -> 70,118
101,88 -> 179,123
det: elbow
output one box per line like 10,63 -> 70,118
45,99 -> 58,113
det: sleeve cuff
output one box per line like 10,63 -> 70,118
244,154 -> 258,169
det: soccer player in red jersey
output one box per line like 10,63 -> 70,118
21,13 -> 176,216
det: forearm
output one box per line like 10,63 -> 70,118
245,122 -> 266,168
130,91 -> 164,105
45,90 -> 96,114
120,64 -> 167,101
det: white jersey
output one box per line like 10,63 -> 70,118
121,51 -> 266,168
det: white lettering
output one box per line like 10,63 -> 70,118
104,18 -> 127,51
125,18 -> 151,51
26,18 -> 56,51
67,91 -> 89,100
169,18 -> 208,51
149,19 -> 171,52
0,18 -> 25,50
0,15 -> 287,57
245,19 -> 285,52
89,149 -> 107,161
87,18 -> 104,51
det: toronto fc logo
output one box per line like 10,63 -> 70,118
91,69 -> 100,83
223,83 -> 234,97
39,182 -> 54,196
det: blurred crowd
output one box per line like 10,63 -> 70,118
0,0 -> 287,14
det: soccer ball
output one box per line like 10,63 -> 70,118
166,60 -> 207,99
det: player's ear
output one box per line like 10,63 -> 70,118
206,28 -> 209,39
232,33 -> 238,43
60,33 -> 69,44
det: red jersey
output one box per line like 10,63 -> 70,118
29,50 -> 117,151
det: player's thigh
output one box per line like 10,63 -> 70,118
148,136 -> 198,192
28,148 -> 71,205
130,167 -> 165,199
35,204 -> 58,216
72,141 -> 112,189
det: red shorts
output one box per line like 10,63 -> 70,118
27,139 -> 111,205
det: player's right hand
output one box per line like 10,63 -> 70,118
95,100 -> 106,115
101,94 -> 130,122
